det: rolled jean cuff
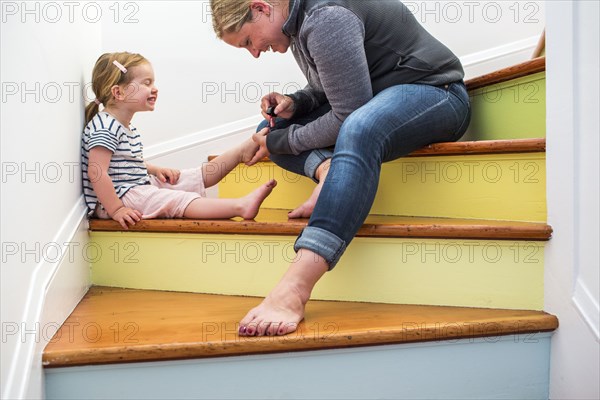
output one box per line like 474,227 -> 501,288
304,149 -> 333,182
294,226 -> 347,270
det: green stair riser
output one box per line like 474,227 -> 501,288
219,153 -> 546,222
90,232 -> 544,310
464,73 -> 546,141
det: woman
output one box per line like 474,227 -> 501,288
211,0 -> 471,336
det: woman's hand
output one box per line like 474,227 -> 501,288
247,127 -> 270,166
111,206 -> 142,230
261,92 -> 295,122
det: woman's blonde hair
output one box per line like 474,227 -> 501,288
84,52 -> 149,126
210,0 -> 273,39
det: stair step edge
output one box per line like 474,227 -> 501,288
89,213 -> 552,240
465,57 -> 546,91
43,287 -> 558,368
208,138 -> 546,163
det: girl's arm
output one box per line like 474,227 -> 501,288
88,147 -> 142,229
146,162 -> 181,184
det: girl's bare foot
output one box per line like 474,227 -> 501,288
239,249 -> 329,336
239,138 -> 260,165
240,179 -> 277,219
288,159 -> 331,219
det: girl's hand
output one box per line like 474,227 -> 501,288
247,127 -> 270,166
111,207 -> 142,230
261,92 -> 295,122
154,167 -> 181,184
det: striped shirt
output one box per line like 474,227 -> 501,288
81,112 -> 150,214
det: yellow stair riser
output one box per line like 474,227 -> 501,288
218,153 -> 546,222
90,232 -> 544,310
464,73 -> 546,141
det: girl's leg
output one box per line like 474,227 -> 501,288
204,102 -> 332,190
239,82 -> 471,336
183,179 -> 277,219
202,138 -> 259,188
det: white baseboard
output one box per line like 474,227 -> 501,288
572,279 -> 600,341
462,35 -> 540,80
2,199 -> 90,400
144,115 -> 263,161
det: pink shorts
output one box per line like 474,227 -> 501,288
96,167 -> 206,219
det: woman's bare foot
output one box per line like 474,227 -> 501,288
240,179 -> 277,219
239,249 -> 329,336
239,281 -> 307,336
288,159 -> 331,219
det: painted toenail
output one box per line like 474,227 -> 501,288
239,326 -> 247,335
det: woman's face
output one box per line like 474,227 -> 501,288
222,0 -> 291,58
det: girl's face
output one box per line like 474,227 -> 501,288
119,63 -> 158,112
222,0 -> 291,58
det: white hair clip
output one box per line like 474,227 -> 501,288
112,60 -> 127,73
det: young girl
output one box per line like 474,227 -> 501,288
82,52 -> 276,229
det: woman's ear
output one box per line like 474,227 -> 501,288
249,0 -> 271,16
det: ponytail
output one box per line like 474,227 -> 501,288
84,101 -> 100,126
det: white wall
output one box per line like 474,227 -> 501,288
1,3 -> 101,398
0,1 -> 545,399
545,1 -> 600,399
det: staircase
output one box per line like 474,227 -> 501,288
43,57 -> 558,399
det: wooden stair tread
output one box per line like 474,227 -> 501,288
43,287 -> 558,368
89,209 -> 552,240
209,138 -> 545,162
465,57 -> 545,91
410,137 -> 544,156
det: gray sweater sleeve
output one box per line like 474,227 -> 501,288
267,6 -> 372,155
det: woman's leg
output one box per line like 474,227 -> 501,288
259,104 -> 335,217
239,82 -> 471,336
287,158 -> 331,218
262,103 -> 333,176
256,104 -> 333,218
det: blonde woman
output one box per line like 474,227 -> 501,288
211,0 -> 471,336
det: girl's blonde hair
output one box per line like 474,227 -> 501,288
210,0 -> 273,39
84,52 -> 149,126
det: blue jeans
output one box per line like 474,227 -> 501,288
257,103 -> 335,182
259,82 -> 471,269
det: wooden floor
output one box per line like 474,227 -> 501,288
43,287 -> 558,368
89,209 -> 552,240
